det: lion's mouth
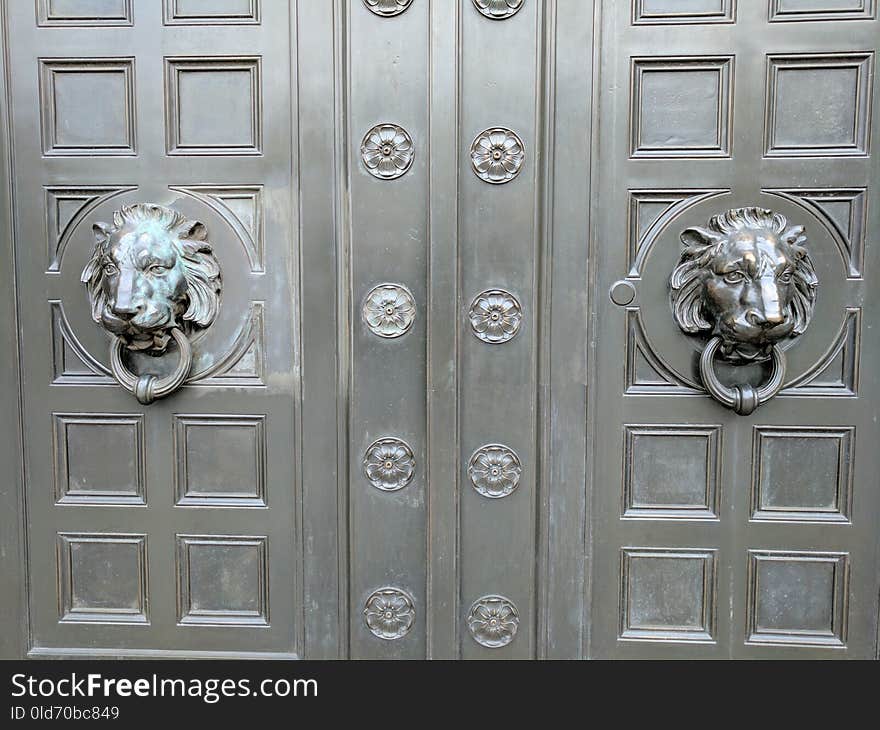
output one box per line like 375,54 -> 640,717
718,319 -> 794,360
101,307 -> 176,351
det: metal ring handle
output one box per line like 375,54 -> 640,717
109,327 -> 192,405
698,336 -> 786,416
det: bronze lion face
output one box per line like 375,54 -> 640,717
670,207 -> 818,361
81,204 -> 221,353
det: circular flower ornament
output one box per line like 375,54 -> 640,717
467,444 -> 522,499
467,595 -> 519,648
472,0 -> 524,20
361,124 -> 415,180
364,437 -> 416,492
363,284 -> 416,338
468,289 -> 522,344
470,127 -> 524,184
363,0 -> 413,16
364,587 -> 416,640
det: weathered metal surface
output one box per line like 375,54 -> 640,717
0,0 -> 877,660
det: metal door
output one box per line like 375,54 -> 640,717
589,1 -> 880,658
0,1 -> 877,660
1,0 -> 302,658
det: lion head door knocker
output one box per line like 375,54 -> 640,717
670,207 -> 818,415
81,203 -> 222,405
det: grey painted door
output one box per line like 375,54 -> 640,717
0,1 -> 877,660
590,1 -> 880,658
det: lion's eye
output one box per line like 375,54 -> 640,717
778,271 -> 793,284
103,262 -> 118,276
722,271 -> 745,284
148,264 -> 168,275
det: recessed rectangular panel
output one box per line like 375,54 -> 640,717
54,414 -> 145,505
631,57 -> 733,158
623,425 -> 720,520
164,0 -> 260,24
39,58 -> 136,156
174,415 -> 266,507
165,57 -> 262,155
747,551 -> 848,646
56,533 -> 148,624
633,0 -> 735,24
751,426 -> 853,522
177,535 -> 268,626
37,0 -> 133,26
765,53 -> 873,157
620,548 -> 716,642
770,0 -> 875,21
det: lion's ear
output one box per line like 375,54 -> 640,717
680,226 -> 721,250
92,222 -> 112,245
783,225 -> 808,252
184,221 -> 208,242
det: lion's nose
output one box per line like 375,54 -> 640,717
111,300 -> 139,317
746,309 -> 783,328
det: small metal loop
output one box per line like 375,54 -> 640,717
134,375 -> 157,405
734,384 -> 758,416
109,328 -> 193,404
699,336 -> 786,415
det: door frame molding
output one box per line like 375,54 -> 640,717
0,0 -> 29,660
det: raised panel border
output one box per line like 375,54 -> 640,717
619,547 -> 717,643
37,0 -> 134,27
633,0 -> 736,25
56,532 -> 149,624
630,55 -> 734,159
746,550 -> 849,647
173,414 -> 267,507
176,534 -> 269,626
764,188 -> 866,279
764,52 -> 874,158
622,425 -> 721,521
769,0 -> 876,22
163,0 -> 261,25
164,56 -> 263,156
38,57 -> 136,157
45,184 -> 137,272
750,426 -> 854,523
53,413 -> 146,506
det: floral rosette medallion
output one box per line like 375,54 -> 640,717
363,587 -> 416,640
363,437 -> 416,492
467,444 -> 522,498
363,0 -> 414,17
472,0 -> 525,20
470,127 -> 525,184
468,289 -> 522,344
363,283 -> 417,338
361,123 -> 415,180
467,595 -> 520,648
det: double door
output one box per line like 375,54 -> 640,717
0,0 -> 877,659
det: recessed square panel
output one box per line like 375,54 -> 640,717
39,58 -> 136,156
751,426 -> 853,522
37,0 -> 133,26
765,53 -> 873,157
164,0 -> 261,24
623,425 -> 720,520
165,57 -> 262,155
54,414 -> 145,505
174,415 -> 266,507
620,548 -> 717,642
633,0 -> 736,24
631,56 -> 733,158
56,533 -> 148,624
177,535 -> 268,625
747,551 -> 848,646
770,0 -> 875,22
